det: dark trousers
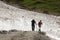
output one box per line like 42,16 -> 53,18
32,25 -> 35,31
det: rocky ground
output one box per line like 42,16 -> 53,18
0,31 -> 54,40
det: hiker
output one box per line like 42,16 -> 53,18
31,19 -> 36,31
38,20 -> 43,31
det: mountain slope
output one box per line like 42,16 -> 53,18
3,0 -> 60,15
0,1 -> 60,40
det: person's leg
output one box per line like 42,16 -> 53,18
33,25 -> 35,31
31,25 -> 33,31
39,27 -> 41,32
39,28 -> 40,31
32,24 -> 33,31
32,28 -> 34,31
32,25 -> 34,31
32,25 -> 35,31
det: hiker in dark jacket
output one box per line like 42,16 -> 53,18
31,19 -> 36,31
38,20 -> 43,31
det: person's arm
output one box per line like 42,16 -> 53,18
35,21 -> 37,25
41,22 -> 43,25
